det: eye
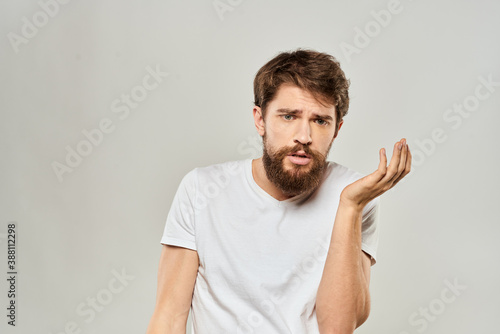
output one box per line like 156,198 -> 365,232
282,114 -> 295,121
315,119 -> 329,126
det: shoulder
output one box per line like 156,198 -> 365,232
323,161 -> 380,211
323,160 -> 366,184
190,159 -> 248,183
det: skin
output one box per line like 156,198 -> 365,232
252,83 -> 412,333
252,83 -> 343,199
146,245 -> 198,334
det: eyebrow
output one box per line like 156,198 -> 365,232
275,108 -> 334,121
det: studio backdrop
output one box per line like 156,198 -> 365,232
1,0 -> 499,333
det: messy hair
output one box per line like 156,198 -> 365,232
253,48 -> 350,136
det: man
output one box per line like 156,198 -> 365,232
146,48 -> 411,334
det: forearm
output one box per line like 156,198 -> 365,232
315,201 -> 369,334
146,309 -> 188,334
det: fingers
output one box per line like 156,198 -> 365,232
376,147 -> 387,179
376,138 -> 412,185
385,140 -> 403,180
406,144 -> 412,173
394,138 -> 408,179
393,144 -> 412,185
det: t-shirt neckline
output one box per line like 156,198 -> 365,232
245,158 -> 314,207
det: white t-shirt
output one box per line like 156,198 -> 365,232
160,158 -> 380,333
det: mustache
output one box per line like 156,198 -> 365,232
279,144 -> 326,160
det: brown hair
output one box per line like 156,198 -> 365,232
253,48 -> 350,137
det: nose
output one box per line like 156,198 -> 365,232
294,119 -> 312,146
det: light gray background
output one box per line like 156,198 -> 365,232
1,0 -> 499,333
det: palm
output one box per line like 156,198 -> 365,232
341,138 -> 412,210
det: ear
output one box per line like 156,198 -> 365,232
253,106 -> 266,137
333,120 -> 344,139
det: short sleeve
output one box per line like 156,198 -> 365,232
160,168 -> 198,251
361,196 -> 381,266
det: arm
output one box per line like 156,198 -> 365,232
315,202 -> 373,333
316,138 -> 411,334
146,244 -> 199,334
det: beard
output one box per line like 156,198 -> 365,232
261,133 -> 333,197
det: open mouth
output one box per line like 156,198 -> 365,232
287,151 -> 312,165
289,152 -> 311,159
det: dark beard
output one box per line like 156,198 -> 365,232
261,134 -> 332,197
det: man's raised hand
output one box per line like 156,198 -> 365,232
340,138 -> 412,211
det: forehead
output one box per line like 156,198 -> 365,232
268,83 -> 336,117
